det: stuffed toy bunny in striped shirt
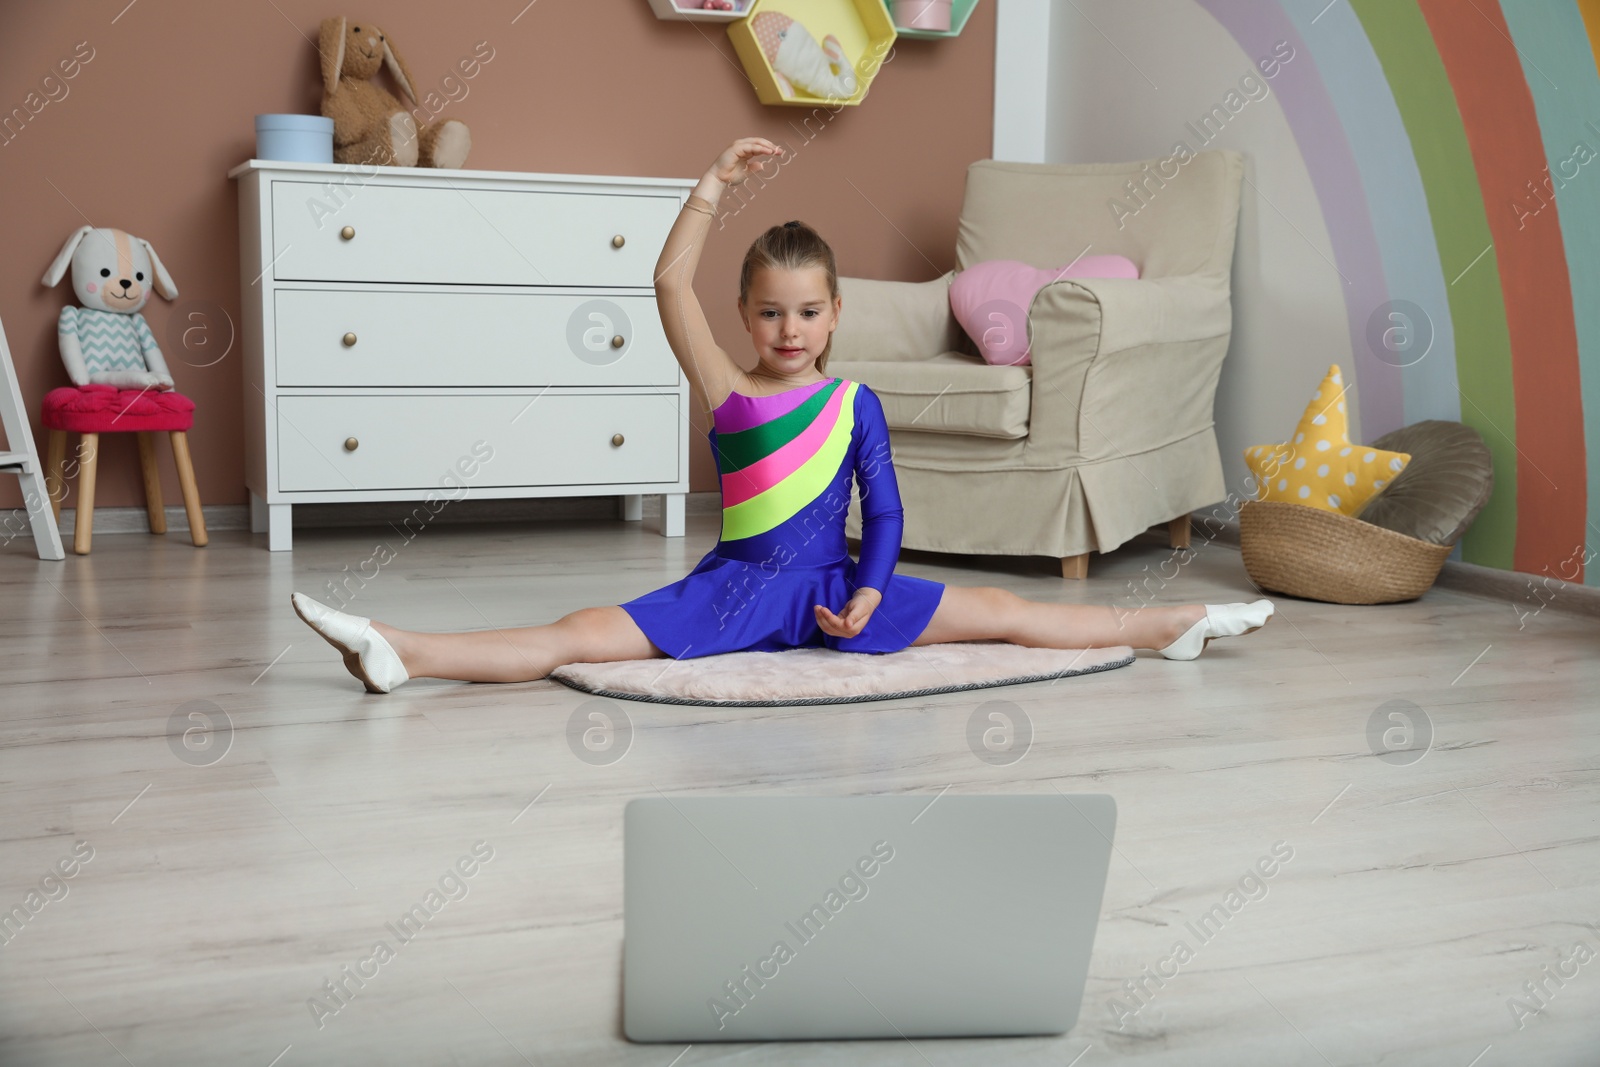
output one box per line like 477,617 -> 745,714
41,225 -> 179,390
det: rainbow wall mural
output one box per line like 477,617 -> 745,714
1194,0 -> 1600,585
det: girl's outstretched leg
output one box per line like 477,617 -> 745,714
292,594 -> 665,691
378,605 -> 666,683
912,586 -> 1202,650
911,586 -> 1272,658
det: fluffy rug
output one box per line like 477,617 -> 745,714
548,640 -> 1135,706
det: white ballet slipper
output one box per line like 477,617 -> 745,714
290,592 -> 410,693
1157,599 -> 1275,661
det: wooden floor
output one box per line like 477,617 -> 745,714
2,512 -> 1596,1066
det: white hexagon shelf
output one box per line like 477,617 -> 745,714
648,0 -> 751,22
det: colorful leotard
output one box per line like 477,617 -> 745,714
619,376 -> 945,659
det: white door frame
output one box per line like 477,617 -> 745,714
992,0 -> 1054,163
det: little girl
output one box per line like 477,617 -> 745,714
290,136 -> 1273,692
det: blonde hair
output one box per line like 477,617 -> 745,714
738,219 -> 839,376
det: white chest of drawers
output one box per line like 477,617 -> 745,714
228,160 -> 694,551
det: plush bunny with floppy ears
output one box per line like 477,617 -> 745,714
41,226 -> 179,390
319,16 -> 471,169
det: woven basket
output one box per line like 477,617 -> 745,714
1239,500 -> 1453,604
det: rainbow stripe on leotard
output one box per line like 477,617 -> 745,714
711,377 -> 860,546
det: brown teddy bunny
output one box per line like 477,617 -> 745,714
318,15 -> 471,168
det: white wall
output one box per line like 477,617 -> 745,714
996,0 -> 1355,510
992,0 -> 1052,163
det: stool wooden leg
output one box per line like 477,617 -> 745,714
137,432 -> 167,535
169,431 -> 207,547
74,433 -> 99,555
1168,514 -> 1192,550
1060,553 -> 1089,580
45,430 -> 67,521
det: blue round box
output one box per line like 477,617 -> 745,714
255,114 -> 334,163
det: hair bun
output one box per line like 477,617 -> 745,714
783,220 -> 801,229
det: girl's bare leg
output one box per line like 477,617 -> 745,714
911,586 -> 1205,651
370,606 -> 667,683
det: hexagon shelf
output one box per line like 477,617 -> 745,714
728,0 -> 897,107
647,0 -> 751,22
883,0 -> 980,38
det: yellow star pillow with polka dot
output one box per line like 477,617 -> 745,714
1244,364 -> 1410,516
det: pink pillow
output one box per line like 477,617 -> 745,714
950,257 -> 1140,365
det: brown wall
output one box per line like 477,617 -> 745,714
0,0 -> 994,508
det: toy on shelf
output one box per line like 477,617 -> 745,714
751,11 -> 856,100
728,0 -> 896,107
646,0 -> 750,22
884,0 -> 979,38
891,0 -> 949,31
318,15 -> 471,168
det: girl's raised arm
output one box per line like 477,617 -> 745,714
654,137 -> 784,412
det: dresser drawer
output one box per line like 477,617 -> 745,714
274,289 -> 678,387
276,393 -> 680,491
270,181 -> 677,286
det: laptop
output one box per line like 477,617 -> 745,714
623,793 -> 1115,1042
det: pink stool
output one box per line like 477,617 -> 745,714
41,384 -> 208,555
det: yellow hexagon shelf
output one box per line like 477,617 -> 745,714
728,0 -> 898,107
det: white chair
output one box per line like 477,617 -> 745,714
0,312 -> 66,560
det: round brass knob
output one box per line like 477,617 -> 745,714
343,437 -> 359,452
611,334 -> 625,349
611,433 -> 624,447
340,225 -> 355,241
342,332 -> 357,347
611,234 -> 625,249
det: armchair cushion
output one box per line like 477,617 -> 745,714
829,352 -> 1031,439
831,271 -> 962,364
950,256 -> 1140,365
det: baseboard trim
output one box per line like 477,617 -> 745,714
4,493 -> 725,538
1186,514 -> 1600,621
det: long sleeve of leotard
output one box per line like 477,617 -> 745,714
852,386 -> 904,595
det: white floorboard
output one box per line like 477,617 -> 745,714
1,514 -> 1595,1065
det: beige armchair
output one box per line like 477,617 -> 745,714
830,150 -> 1245,579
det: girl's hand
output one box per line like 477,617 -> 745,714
815,588 -> 882,640
708,137 -> 785,187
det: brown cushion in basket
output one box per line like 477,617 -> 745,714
1355,420 -> 1493,546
